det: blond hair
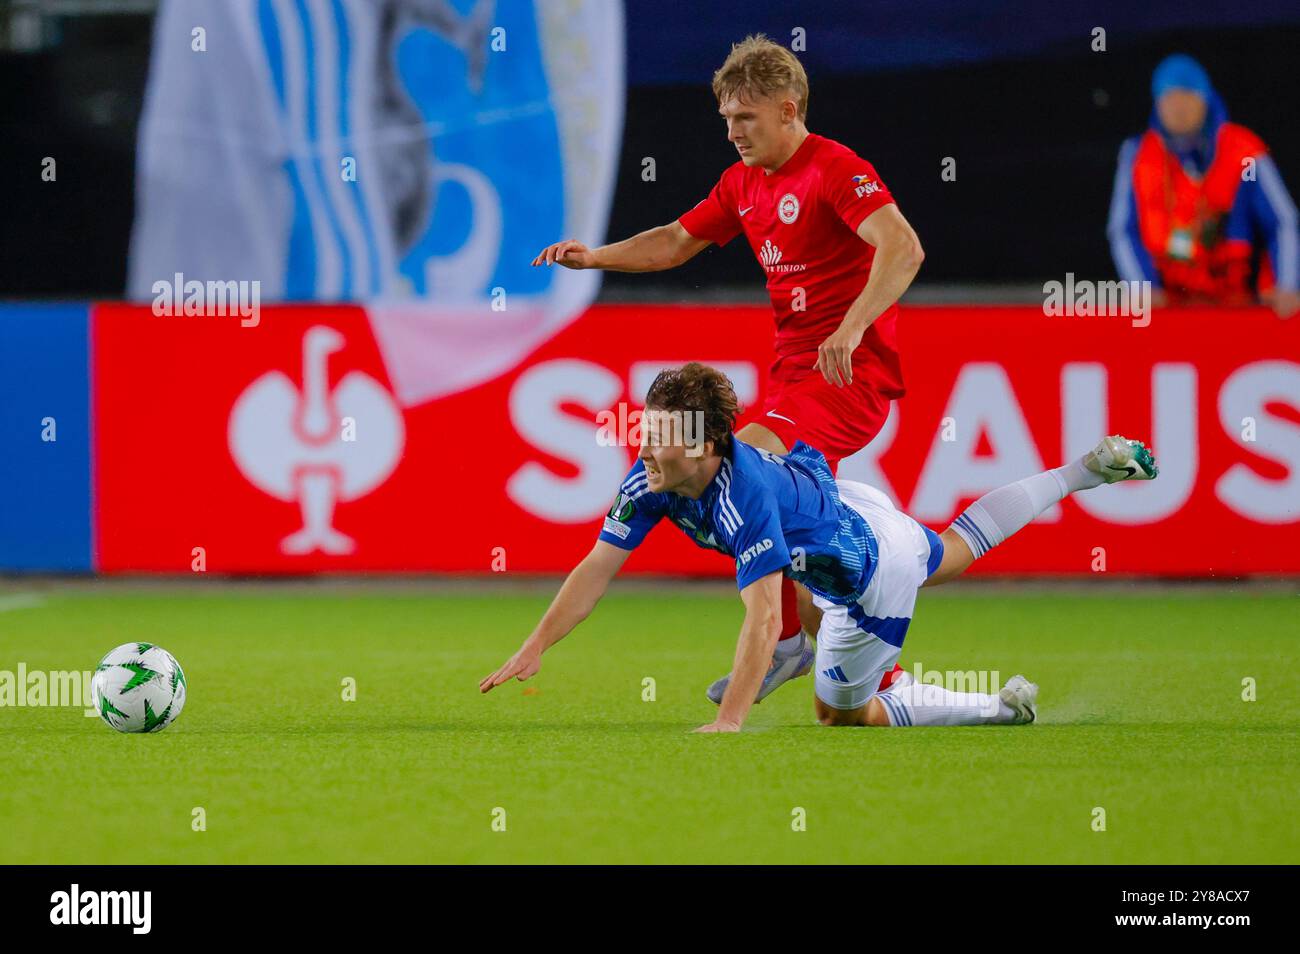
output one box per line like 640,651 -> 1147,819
712,34 -> 809,120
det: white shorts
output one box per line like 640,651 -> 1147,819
813,480 -> 943,711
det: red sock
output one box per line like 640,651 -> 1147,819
779,576 -> 801,641
877,664 -> 904,692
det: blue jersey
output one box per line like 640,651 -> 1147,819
598,441 -> 878,604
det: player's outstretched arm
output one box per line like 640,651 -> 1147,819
531,221 -> 710,273
479,541 -> 630,693
817,204 -> 925,386
695,570 -> 784,733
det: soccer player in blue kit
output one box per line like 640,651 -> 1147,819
480,363 -> 1159,733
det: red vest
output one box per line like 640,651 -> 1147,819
1132,122 -> 1267,303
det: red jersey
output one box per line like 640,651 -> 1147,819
677,133 -> 904,398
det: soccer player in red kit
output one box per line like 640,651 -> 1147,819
532,34 -> 925,705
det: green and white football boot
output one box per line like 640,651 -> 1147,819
1083,435 -> 1159,483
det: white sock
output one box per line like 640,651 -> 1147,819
1055,456 -> 1106,493
875,683 -> 1017,726
949,457 -> 1104,560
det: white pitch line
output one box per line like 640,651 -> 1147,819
0,594 -> 47,612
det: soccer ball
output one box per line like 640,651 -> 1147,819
91,642 -> 187,733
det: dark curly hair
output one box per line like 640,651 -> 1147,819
643,362 -> 742,456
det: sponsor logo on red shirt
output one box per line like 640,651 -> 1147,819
758,239 -> 806,274
852,174 -> 881,198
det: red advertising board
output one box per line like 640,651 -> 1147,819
92,303 -> 1299,575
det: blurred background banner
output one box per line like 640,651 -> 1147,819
126,0 -> 624,403
1,1 -> 1297,577
2,303 -> 1284,576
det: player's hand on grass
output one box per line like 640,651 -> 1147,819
479,646 -> 542,693
816,322 -> 865,387
531,239 -> 595,269
692,720 -> 742,734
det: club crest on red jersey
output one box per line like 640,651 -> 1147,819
778,192 -> 800,223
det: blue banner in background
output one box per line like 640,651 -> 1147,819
622,0 -> 1300,83
0,304 -> 93,572
129,0 -> 622,309
392,0 -> 564,299
127,0 -> 624,410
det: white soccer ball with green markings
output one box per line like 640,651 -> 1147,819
91,642 -> 187,733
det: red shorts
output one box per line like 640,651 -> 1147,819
740,362 -> 891,471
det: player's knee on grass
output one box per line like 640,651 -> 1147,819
921,528 -> 976,587
815,695 -> 882,727
864,696 -> 892,726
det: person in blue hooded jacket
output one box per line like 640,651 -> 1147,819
1107,54 -> 1298,318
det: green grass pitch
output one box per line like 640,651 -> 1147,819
0,585 -> 1295,864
